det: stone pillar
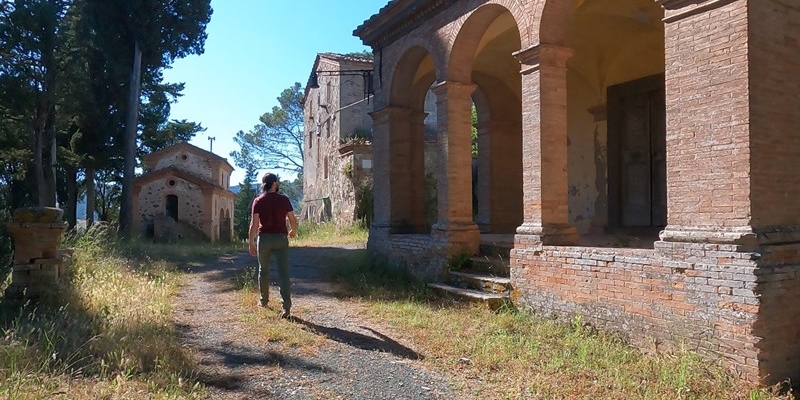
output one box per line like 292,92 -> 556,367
430,81 -> 480,254
5,207 -> 69,299
513,44 -> 578,245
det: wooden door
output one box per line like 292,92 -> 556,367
608,74 -> 666,228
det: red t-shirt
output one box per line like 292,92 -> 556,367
251,192 -> 294,234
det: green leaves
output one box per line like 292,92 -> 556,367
230,82 -> 305,175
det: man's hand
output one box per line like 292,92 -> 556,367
288,229 -> 296,239
249,241 -> 257,256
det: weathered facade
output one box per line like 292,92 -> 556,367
302,53 -> 374,225
355,0 -> 800,385
134,142 -> 235,242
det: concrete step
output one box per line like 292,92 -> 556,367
448,271 -> 511,293
427,283 -> 511,310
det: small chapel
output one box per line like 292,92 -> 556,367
133,141 -> 236,243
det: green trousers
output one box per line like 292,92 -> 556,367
256,233 -> 291,311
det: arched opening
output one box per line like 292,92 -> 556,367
219,207 -> 231,242
387,46 -> 438,234
166,194 -> 179,221
450,5 -> 523,236
542,0 -> 666,246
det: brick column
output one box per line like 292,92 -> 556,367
475,120 -> 491,233
476,119 -> 523,234
369,105 -> 428,235
656,0 -> 800,385
657,0 -> 755,246
431,81 -> 480,253
368,106 -> 395,237
513,44 -> 578,245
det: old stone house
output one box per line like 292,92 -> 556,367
355,0 -> 800,385
134,141 -> 235,242
302,53 -> 374,225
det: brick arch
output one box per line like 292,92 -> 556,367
389,44 -> 440,109
448,2 -> 524,84
534,0 -> 574,46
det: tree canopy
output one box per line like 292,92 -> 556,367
0,0 -> 212,268
230,82 -> 305,176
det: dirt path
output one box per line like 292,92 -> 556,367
172,243 -> 460,400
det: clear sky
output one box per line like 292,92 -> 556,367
161,0 -> 382,184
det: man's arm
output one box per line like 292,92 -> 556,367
248,212 -> 259,256
286,211 -> 298,239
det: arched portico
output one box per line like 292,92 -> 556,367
371,46 -> 438,237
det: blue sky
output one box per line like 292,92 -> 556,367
162,0 -> 382,184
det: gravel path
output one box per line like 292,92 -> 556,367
172,244 -> 460,400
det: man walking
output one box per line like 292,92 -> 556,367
248,173 -> 298,319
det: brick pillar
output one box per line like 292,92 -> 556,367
368,106 -> 392,238
431,81 -> 480,254
657,0 -> 755,246
476,119 -> 523,234
5,207 -> 68,300
369,105 -> 427,235
656,0 -> 800,385
475,120 -> 491,233
513,44 -> 578,245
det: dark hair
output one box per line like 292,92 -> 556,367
261,173 -> 279,193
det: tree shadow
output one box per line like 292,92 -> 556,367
292,316 -> 422,361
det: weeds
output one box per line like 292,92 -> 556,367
324,249 -> 792,400
0,223 -> 207,399
294,221 -> 368,246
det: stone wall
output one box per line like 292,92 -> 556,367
152,150 -> 215,182
303,54 -> 374,226
137,177 -> 206,235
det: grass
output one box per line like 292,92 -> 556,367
326,247 -> 794,400
0,223 -> 244,399
232,264 -> 326,350
293,221 -> 368,247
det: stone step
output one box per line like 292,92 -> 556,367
448,271 -> 511,293
427,283 -> 511,310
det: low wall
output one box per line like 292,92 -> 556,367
512,238 -> 799,385
367,231 -> 449,279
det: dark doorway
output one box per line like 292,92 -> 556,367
166,195 -> 179,221
607,74 -> 666,228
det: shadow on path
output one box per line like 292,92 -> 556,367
292,316 -> 422,361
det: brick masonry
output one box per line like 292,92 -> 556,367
356,0 -> 800,385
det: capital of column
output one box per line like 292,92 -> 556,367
513,43 -> 574,74
430,80 -> 477,100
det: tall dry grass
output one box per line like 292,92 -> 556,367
0,223 -> 238,399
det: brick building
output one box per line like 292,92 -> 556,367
355,0 -> 800,385
301,53 -> 374,225
134,141 -> 235,242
